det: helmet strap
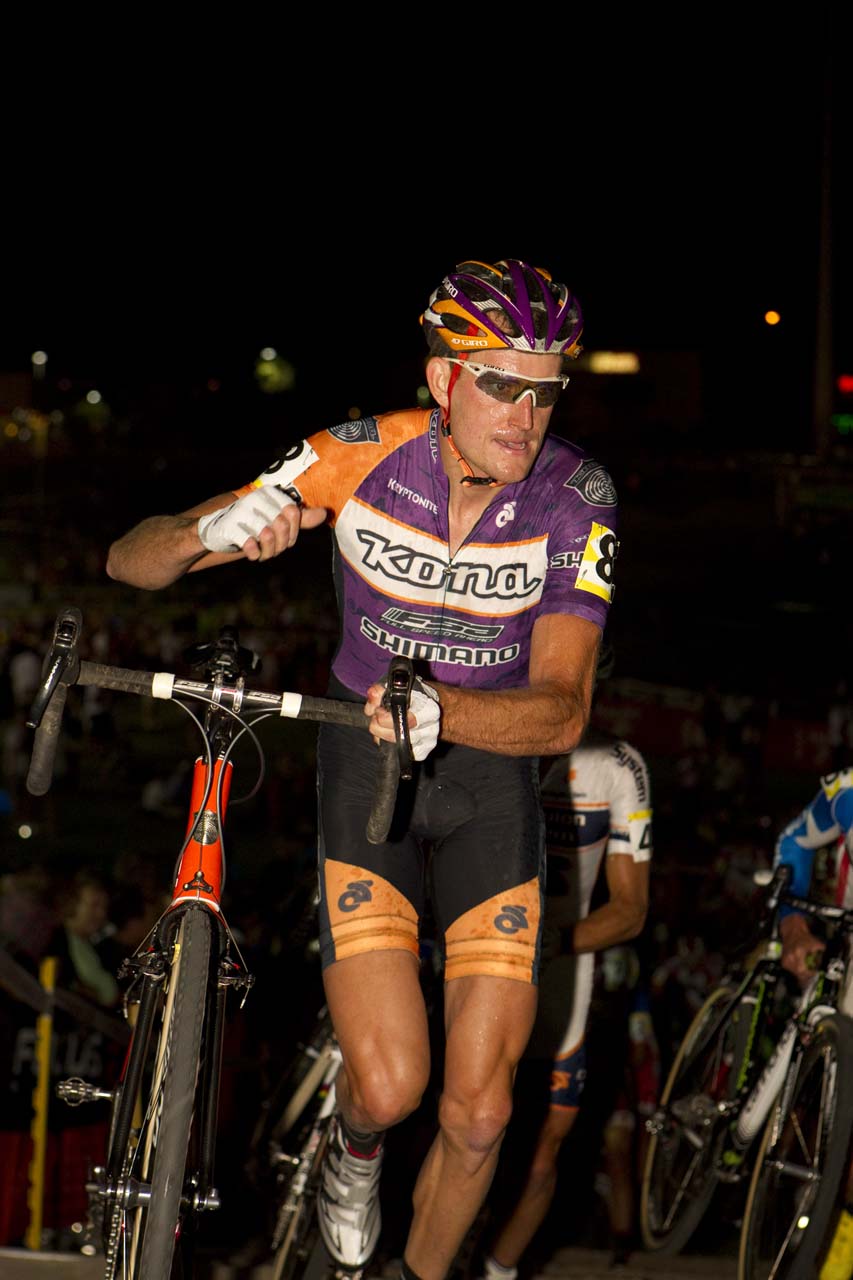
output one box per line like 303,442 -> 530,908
440,358 -> 498,488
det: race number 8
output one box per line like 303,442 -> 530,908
576,523 -> 619,602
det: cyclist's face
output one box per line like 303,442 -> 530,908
430,350 -> 565,487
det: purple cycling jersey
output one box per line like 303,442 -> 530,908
235,407 -> 618,695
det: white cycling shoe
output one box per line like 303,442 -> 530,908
318,1118 -> 383,1269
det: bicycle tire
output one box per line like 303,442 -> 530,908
109,908 -> 212,1280
640,982 -> 746,1253
271,1112 -> 335,1280
738,1013 -> 853,1280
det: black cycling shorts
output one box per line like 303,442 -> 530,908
316,720 -> 545,984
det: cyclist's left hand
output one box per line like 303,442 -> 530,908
364,678 -> 441,761
780,912 -> 826,986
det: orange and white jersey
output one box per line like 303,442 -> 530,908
234,407 -> 618,695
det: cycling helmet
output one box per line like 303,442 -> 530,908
421,259 -> 583,358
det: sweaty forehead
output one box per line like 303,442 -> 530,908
475,350 -> 564,379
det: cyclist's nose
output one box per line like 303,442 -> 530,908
509,388 -> 537,425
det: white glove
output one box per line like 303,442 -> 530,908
197,487 -> 297,553
409,679 -> 441,760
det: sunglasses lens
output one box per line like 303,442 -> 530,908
531,383 -> 562,407
474,371 -> 563,407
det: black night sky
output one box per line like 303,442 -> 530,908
2,18 -> 847,454
1,17 -> 849,712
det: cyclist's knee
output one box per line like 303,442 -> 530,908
438,1079 -> 514,1165
345,1055 -> 429,1130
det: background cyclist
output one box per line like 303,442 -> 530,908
105,259 -> 619,1280
773,766 -> 853,984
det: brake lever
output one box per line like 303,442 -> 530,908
26,606 -> 82,729
384,657 -> 415,781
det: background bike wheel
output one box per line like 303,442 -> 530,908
114,909 -> 212,1280
738,1013 -> 853,1280
271,1115 -> 335,1280
640,983 -> 742,1253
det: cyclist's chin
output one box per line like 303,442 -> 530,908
487,441 -> 541,483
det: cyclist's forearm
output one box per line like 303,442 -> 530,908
433,681 -> 589,756
107,515 -> 223,589
568,899 -> 647,955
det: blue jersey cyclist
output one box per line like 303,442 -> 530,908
106,259 -> 619,1280
773,767 -> 853,985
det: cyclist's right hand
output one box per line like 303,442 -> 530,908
364,677 -> 441,761
197,488 -> 326,559
779,912 -> 826,986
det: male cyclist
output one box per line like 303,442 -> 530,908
477,701 -> 652,1280
773,767 -> 853,984
106,260 -> 619,1280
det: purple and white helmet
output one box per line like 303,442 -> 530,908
420,259 -> 583,358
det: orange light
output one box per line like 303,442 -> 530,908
764,310 -> 781,326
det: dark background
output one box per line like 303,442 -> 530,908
2,14 -> 851,828
0,12 -> 851,1262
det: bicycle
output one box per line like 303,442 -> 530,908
639,862 -> 853,1280
25,604 -> 416,1280
247,1001 -> 345,1280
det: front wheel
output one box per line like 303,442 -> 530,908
738,1013 -> 853,1280
640,982 -> 746,1253
106,908 -> 212,1280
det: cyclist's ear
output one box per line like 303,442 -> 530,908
426,357 -> 452,409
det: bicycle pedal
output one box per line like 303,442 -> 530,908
57,1077 -> 113,1106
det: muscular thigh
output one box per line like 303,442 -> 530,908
425,748 -> 545,984
316,720 -> 425,969
317,727 -> 545,985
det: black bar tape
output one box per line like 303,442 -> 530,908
366,740 -> 400,845
296,696 -> 365,727
297,696 -> 400,843
26,682 -> 68,796
77,661 -> 157,695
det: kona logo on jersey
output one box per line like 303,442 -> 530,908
549,551 -> 582,570
387,477 -> 439,515
494,905 -> 529,935
362,617 -> 519,667
329,418 -> 381,445
496,502 -> 516,528
338,880 -> 374,912
564,459 -> 617,507
380,608 -> 504,643
355,530 -> 542,601
254,440 -> 320,489
575,523 -> 618,602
